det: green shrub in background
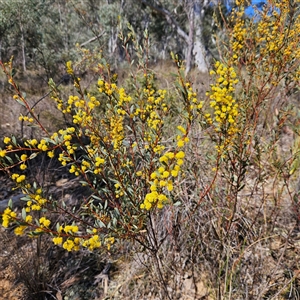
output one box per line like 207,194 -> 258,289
1,1 -> 300,298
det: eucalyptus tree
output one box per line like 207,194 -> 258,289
0,0 -> 51,72
0,2 -> 13,62
135,0 -> 223,74
0,0 -> 98,78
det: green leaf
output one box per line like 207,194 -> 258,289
125,125 -> 133,132
21,195 -> 31,201
175,81 -> 186,95
11,68 -> 17,77
16,98 -> 26,106
5,156 -> 13,164
12,136 -> 17,145
21,208 -> 26,220
29,152 -> 38,160
48,78 -> 56,89
8,199 -> 13,208
28,231 -> 44,237
42,137 -> 53,144
92,194 -> 102,201
96,219 -> 106,228
179,69 -> 185,79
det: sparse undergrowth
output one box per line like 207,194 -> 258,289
1,1 -> 300,299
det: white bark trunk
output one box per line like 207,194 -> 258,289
185,6 -> 194,75
193,1 -> 208,73
19,23 -> 26,72
193,26 -> 208,73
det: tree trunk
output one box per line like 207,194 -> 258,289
192,1 -> 208,73
185,6 -> 195,75
193,27 -> 208,73
19,23 -> 26,72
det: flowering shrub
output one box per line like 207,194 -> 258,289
1,1 -> 300,298
0,40 -> 204,253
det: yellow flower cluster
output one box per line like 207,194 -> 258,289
20,154 -> 27,161
3,137 -> 11,144
37,139 -> 48,151
23,188 -> 47,212
115,182 -> 124,198
66,61 -> 73,75
47,150 -> 55,158
141,149 -> 185,210
53,236 -> 63,245
117,87 -> 132,107
144,88 -> 167,128
14,225 -> 27,236
176,125 -> 189,148
18,115 -> 34,123
39,217 -> 51,228
24,139 -> 38,147
69,164 -> 79,176
185,82 -> 204,117
11,173 -> 26,183
50,91 -> 65,112
63,224 -> 79,233
87,93 -> 101,110
63,238 -> 81,251
68,94 -> 101,116
109,115 -> 124,150
0,149 -> 6,157
207,61 -> 239,137
18,154 -> 27,170
51,224 -> 80,250
73,109 -> 91,126
230,6 -> 246,58
52,224 -> 82,251
104,236 -> 115,251
1,207 -> 17,228
150,144 -> 164,154
82,234 -> 101,251
98,79 -> 118,96
49,128 -> 77,166
94,156 -> 105,174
